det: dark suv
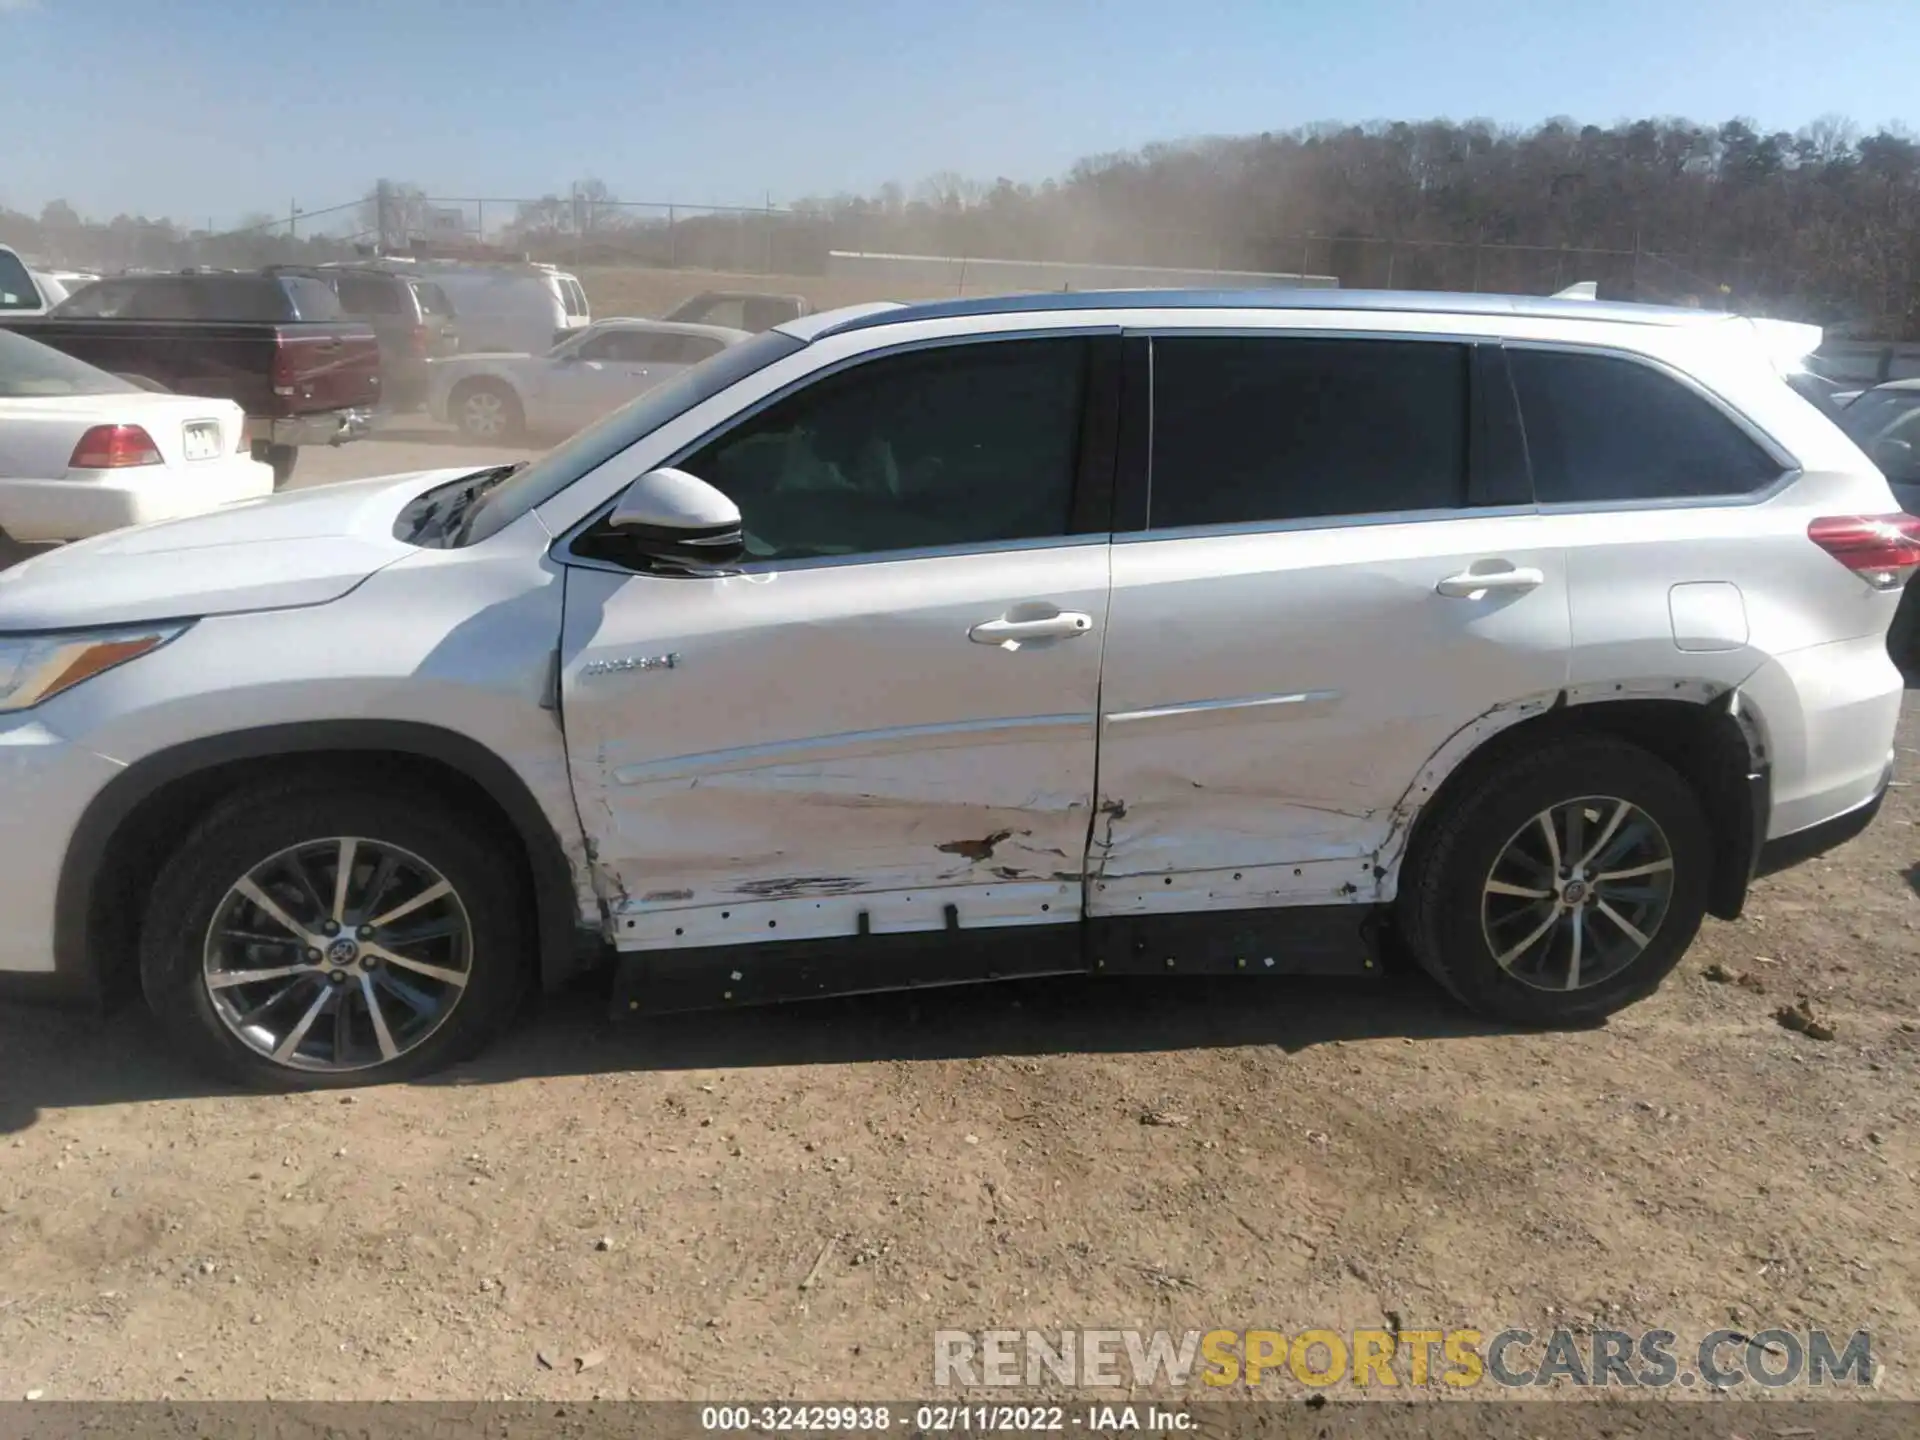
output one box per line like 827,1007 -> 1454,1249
274,266 -> 460,410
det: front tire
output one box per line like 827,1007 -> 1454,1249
451,380 -> 524,442
140,783 -> 530,1089
1396,736 -> 1711,1027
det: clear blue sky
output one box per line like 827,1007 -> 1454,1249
4,0 -> 1920,230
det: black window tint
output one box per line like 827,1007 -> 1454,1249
1150,337 -> 1468,528
1509,348 -> 1781,503
680,339 -> 1086,563
333,273 -> 404,316
277,276 -> 342,321
51,279 -> 137,316
413,282 -> 454,317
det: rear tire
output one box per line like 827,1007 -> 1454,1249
251,441 -> 298,490
451,380 -> 525,443
139,783 -> 531,1090
1396,736 -> 1711,1027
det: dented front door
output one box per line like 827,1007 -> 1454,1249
559,544 -> 1108,949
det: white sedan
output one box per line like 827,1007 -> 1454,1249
0,328 -> 273,544
426,318 -> 751,441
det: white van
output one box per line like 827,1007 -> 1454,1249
350,261 -> 590,355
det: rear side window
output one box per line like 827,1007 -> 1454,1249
557,277 -> 588,318
277,277 -> 343,321
1509,349 -> 1782,503
332,273 -> 405,316
413,282 -> 454,317
1149,336 -> 1469,529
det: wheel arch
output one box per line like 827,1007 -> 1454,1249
1383,685 -> 1766,924
56,720 -> 594,1006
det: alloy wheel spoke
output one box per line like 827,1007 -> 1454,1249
331,838 -> 359,925
1594,897 -> 1652,950
1566,908 -> 1585,990
366,942 -> 468,988
272,986 -> 334,1063
361,973 -> 399,1061
233,878 -> 317,946
1575,800 -> 1630,870
207,963 -> 314,990
1486,878 -> 1553,899
1595,857 -> 1674,883
1496,906 -> 1564,967
1536,811 -> 1563,874
370,879 -> 453,930
1563,804 -> 1586,870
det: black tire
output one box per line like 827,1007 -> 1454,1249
1889,586 -> 1919,674
1396,735 -> 1711,1027
139,782 -> 531,1090
259,443 -> 298,490
450,379 -> 525,443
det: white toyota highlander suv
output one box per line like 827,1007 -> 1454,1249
0,289 -> 1910,1089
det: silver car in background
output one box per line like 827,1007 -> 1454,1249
426,318 -> 750,441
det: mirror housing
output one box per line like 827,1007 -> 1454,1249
607,468 -> 745,572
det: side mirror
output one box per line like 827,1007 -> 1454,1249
608,468 -> 745,572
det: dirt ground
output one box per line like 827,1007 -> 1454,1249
0,683 -> 1914,1402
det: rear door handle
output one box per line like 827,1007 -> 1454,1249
968,612 -> 1094,647
1435,566 -> 1545,599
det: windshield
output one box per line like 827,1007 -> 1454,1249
0,327 -> 135,396
460,327 -> 804,543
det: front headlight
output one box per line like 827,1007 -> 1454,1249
0,624 -> 188,712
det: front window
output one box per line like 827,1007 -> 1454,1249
0,328 -> 136,397
670,337 -> 1087,563
460,327 -> 805,544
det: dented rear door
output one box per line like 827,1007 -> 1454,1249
1090,330 -> 1571,916
559,332 -> 1119,951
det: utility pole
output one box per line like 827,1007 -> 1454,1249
289,199 -> 300,240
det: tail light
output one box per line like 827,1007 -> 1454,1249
1808,514 -> 1920,589
271,336 -> 296,397
409,323 -> 430,358
69,424 -> 162,469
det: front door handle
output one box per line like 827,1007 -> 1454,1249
968,612 -> 1094,648
1435,566 -> 1546,599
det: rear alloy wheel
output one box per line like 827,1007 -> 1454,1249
453,382 -> 524,442
141,785 -> 528,1088
1397,736 -> 1710,1027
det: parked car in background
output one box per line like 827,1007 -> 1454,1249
661,290 -> 814,332
2,270 -> 380,487
1,246 -> 58,316
275,266 -> 459,411
0,288 -> 1907,1089
351,260 -> 588,356
1833,378 -> 1920,661
427,318 -> 747,440
0,327 -> 272,543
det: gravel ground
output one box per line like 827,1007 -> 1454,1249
0,695 -> 1914,1402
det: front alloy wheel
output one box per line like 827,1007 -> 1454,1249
141,784 -> 529,1089
204,837 -> 473,1073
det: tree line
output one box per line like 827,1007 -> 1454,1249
7,115 -> 1920,336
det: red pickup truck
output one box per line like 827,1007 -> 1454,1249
0,270 -> 381,486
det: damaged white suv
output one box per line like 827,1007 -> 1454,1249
0,289 -> 1910,1088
